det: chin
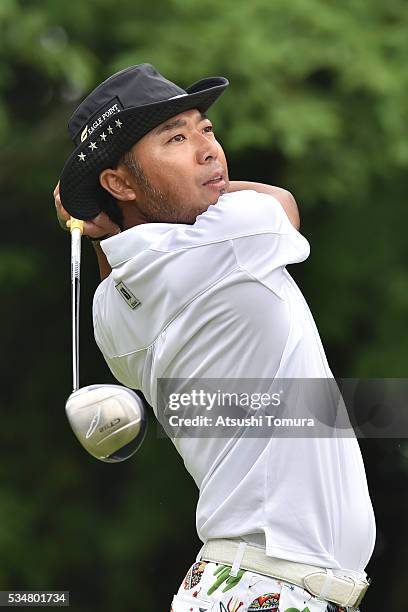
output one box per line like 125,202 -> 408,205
209,189 -> 226,206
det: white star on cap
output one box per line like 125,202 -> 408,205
115,119 -> 123,128
107,125 -> 113,134
89,142 -> 97,150
78,152 -> 86,161
100,132 -> 107,141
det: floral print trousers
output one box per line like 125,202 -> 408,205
171,560 -> 362,612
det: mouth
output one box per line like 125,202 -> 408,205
202,173 -> 226,190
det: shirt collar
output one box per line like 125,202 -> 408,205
101,222 -> 180,268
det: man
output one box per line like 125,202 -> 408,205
55,63 -> 375,611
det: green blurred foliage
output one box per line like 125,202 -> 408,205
1,0 -> 407,610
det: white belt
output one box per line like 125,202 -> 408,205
199,539 -> 370,609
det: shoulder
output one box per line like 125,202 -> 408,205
194,189 -> 294,238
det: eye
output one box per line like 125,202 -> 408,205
203,125 -> 214,134
169,134 -> 186,143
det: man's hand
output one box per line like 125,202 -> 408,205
54,181 -> 115,281
53,182 -> 121,240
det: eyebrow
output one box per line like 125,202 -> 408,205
155,113 -> 208,136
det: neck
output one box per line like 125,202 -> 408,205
119,201 -> 150,230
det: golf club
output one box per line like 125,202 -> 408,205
65,218 -> 147,462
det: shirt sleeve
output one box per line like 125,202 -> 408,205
195,189 -> 310,270
195,189 -> 299,235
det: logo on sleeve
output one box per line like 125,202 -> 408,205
115,281 -> 141,309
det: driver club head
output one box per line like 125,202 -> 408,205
65,384 -> 147,462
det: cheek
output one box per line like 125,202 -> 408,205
141,153 -> 164,181
146,149 -> 185,179
216,142 -> 228,167
151,159 -> 197,195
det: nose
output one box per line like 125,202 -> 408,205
195,132 -> 219,164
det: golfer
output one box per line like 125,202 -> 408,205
55,64 -> 375,612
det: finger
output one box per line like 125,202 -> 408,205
92,211 -> 115,227
87,212 -> 120,234
55,202 -> 69,222
54,194 -> 69,220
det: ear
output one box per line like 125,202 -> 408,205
99,167 -> 138,202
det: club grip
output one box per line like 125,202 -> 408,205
70,217 -> 84,235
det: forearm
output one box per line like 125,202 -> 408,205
91,242 -> 112,281
228,181 -> 300,230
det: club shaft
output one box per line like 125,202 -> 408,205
71,227 -> 82,392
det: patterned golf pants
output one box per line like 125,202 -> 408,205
171,560 -> 362,612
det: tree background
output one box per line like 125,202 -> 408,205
1,0 -> 407,609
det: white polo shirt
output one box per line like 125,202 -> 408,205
93,190 -> 376,578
